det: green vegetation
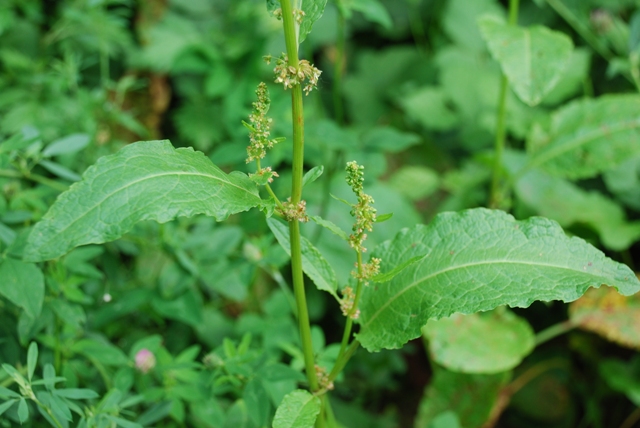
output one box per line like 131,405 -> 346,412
1,0 -> 640,427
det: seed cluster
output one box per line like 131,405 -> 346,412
278,198 -> 309,223
340,286 -> 359,319
266,53 -> 321,95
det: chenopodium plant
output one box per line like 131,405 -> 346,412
7,0 -> 640,427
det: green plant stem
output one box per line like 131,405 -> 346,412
256,158 -> 284,212
489,0 -> 519,209
333,8 -> 345,126
34,399 -> 65,428
0,169 -> 68,192
332,251 -> 364,382
280,0 -> 319,392
534,320 -> 576,346
329,339 -> 359,382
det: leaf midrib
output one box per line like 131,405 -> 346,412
361,258 -> 606,331
35,169 -> 257,250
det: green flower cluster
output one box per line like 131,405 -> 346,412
244,82 -> 279,164
345,161 -> 377,253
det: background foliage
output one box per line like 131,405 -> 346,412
1,0 -> 640,427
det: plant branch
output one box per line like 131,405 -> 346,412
0,169 -> 69,192
534,319 -> 577,346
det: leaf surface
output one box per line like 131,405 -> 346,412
272,389 -> 321,428
423,309 -> 535,373
24,140 -> 261,261
300,0 -> 328,44
0,258 -> 44,319
526,95 -> 640,178
357,208 -> 640,352
267,218 -> 339,299
478,16 -> 573,106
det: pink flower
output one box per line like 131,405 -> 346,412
135,349 -> 156,373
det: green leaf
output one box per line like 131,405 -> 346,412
599,357 -> 640,406
375,213 -> 393,223
526,95 -> 640,179
2,364 -> 27,389
106,415 -> 144,428
387,165 -> 439,201
17,398 -> 28,423
302,166 -> 323,188
24,140 -> 261,262
27,342 -> 38,382
357,208 -> 640,352
151,290 -> 202,327
340,0 -> 392,29
310,216 -> 348,241
0,386 -> 21,399
422,309 -> 535,373
71,339 -> 129,367
0,400 -> 17,417
361,126 -> 420,153
0,258 -> 44,319
478,16 -> 573,106
603,155 -> 640,210
54,388 -> 99,400
267,218 -> 339,299
514,164 -> 640,251
299,0 -> 328,44
243,378 -> 271,427
39,160 -> 81,182
399,86 -> 459,131
415,364 -> 510,428
273,389 -> 321,428
42,134 -> 90,157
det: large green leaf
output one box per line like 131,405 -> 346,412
422,308 -> 535,373
357,208 -> 640,352
514,164 -> 640,251
24,140 -> 261,262
414,364 -> 510,428
272,389 -> 321,428
0,257 -> 44,319
526,95 -> 640,179
300,0 -> 328,44
478,16 -> 573,106
267,218 -> 339,299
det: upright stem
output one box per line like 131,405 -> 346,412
489,0 -> 519,209
333,8 -> 346,126
280,0 -> 319,392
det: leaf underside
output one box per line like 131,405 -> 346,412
24,140 -> 261,262
357,208 -> 640,352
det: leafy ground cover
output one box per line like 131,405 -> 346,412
1,0 -> 640,427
